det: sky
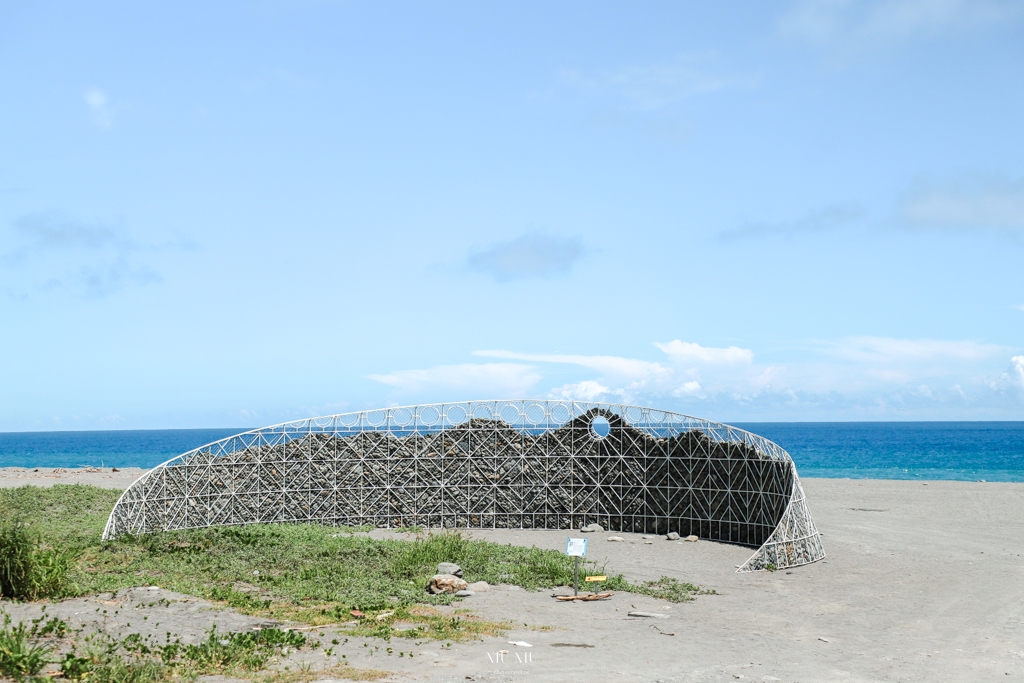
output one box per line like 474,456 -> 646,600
2,0 -> 1024,431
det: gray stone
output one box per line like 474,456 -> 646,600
467,581 -> 490,592
437,562 -> 463,577
684,535 -> 699,542
606,536 -> 625,542
580,523 -> 604,533
454,590 -> 475,597
666,532 -> 680,540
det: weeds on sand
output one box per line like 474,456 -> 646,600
0,610 -> 68,681
255,663 -> 390,683
600,575 -> 715,603
1,600 -> 359,683
338,605 -> 512,642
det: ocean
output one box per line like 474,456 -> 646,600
0,422 -> 1022,482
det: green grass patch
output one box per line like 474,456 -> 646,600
2,485 -> 714,638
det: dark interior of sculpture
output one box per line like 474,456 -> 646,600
103,401 -> 825,571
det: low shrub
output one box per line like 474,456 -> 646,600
0,521 -> 74,600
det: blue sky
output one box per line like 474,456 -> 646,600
2,0 -> 1023,430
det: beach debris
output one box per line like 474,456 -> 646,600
818,637 -> 830,642
507,641 -> 533,647
350,610 -> 365,617
666,532 -> 680,540
644,541 -> 653,545
628,611 -> 669,618
467,581 -> 490,592
555,592 -> 614,602
684,535 -> 699,542
607,536 -> 625,542
580,523 -> 604,533
649,625 -> 675,636
375,611 -> 394,621
550,643 -> 594,648
428,574 -> 469,594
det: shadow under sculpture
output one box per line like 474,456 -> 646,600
103,400 -> 825,572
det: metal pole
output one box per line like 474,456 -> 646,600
574,556 -> 579,596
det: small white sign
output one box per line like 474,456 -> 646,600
566,537 -> 587,557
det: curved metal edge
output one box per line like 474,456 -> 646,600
735,464 -> 826,572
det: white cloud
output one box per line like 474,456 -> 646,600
369,363 -> 541,397
674,381 -> 703,397
720,204 -> 863,241
467,233 -> 584,281
560,54 -> 731,111
828,336 -> 1007,363
548,381 -> 610,401
371,339 -> 1024,420
2,213 -> 176,298
902,177 -> 1024,232
779,0 -> 1020,51
1011,356 -> 1024,388
84,88 -> 114,128
13,213 -> 118,250
474,349 -> 671,382
653,340 -> 754,365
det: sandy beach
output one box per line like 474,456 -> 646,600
2,469 -> 1022,682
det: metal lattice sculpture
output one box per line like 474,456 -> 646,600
103,401 -> 824,571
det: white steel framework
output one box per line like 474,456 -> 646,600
103,400 -> 825,571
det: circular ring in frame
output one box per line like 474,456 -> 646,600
446,405 -> 468,425
550,403 -> 571,424
525,403 -> 546,425
500,404 -> 522,425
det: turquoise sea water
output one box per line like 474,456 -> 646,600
0,422 -> 1022,482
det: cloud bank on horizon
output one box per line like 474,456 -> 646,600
1,0 -> 1022,429
368,338 -> 1023,420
